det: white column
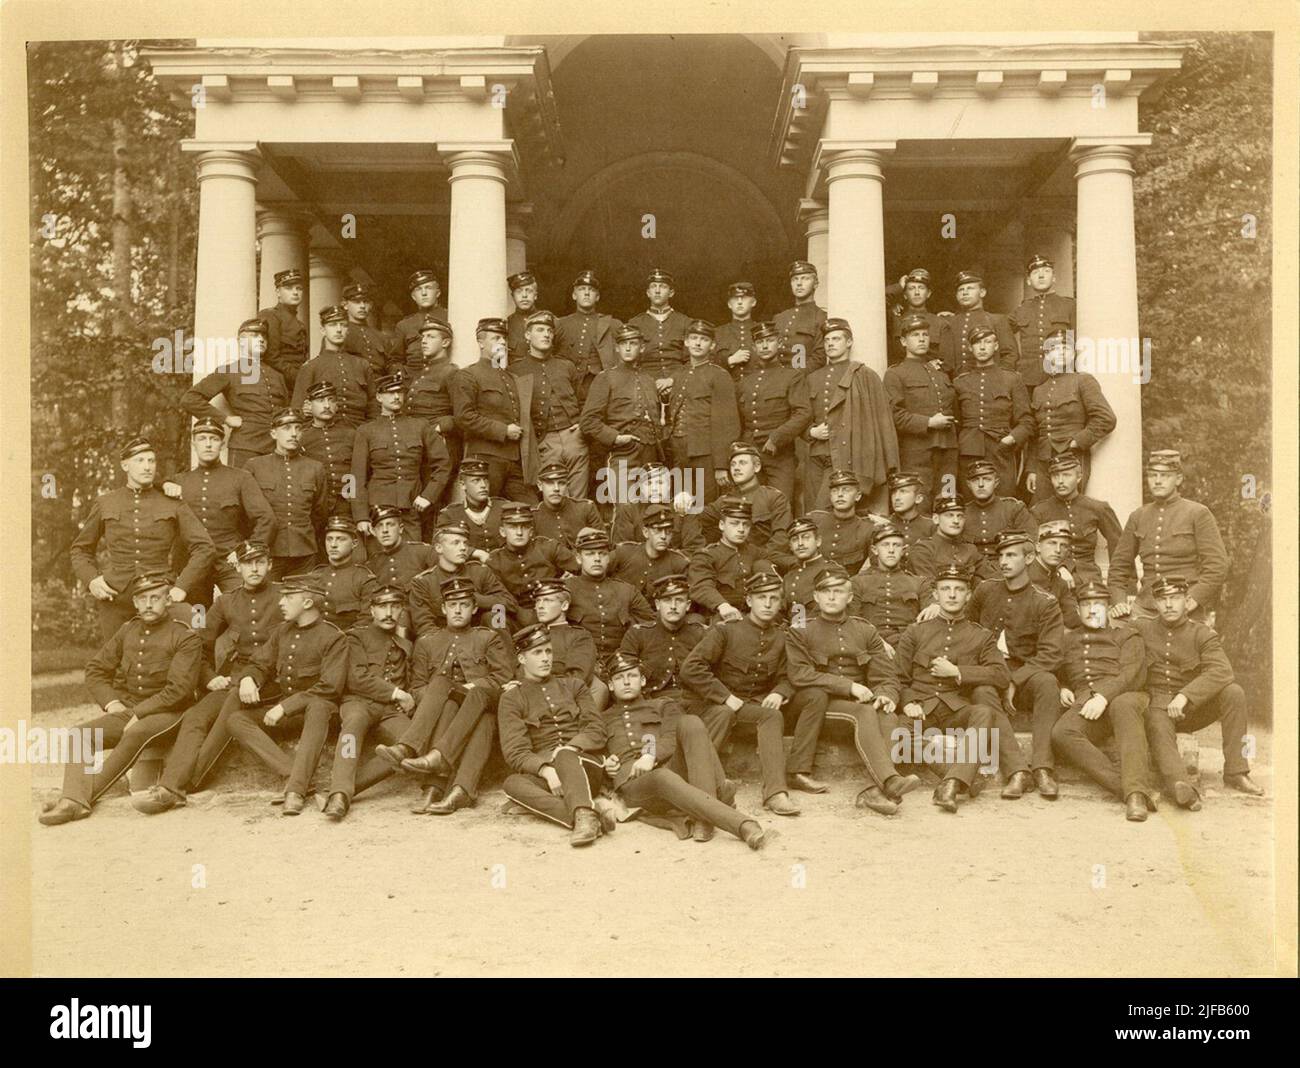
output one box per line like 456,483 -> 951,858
1073,138 -> 1149,522
257,207 -> 310,310
799,199 -> 830,298
185,143 -> 259,380
506,202 -> 531,278
824,145 -> 892,375
443,147 -> 510,367
308,247 -> 347,355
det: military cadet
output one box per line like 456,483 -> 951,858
180,317 -> 290,470
782,516 -> 838,615
711,282 -> 760,378
1029,519 -> 1081,629
579,323 -> 667,473
378,576 -> 516,815
300,381 -> 358,527
808,470 -> 882,574
131,543 -> 281,815
887,267 -> 951,372
684,443 -> 796,569
408,521 -> 516,637
884,313 -> 958,504
39,573 -> 203,826
308,517 -> 379,631
506,271 -> 540,366
1137,575 -> 1263,808
773,260 -> 827,371
524,577 -> 599,684
687,499 -> 779,620
342,282 -> 395,377
564,527 -> 654,665
1027,329 -> 1116,498
510,310 -> 589,500
1109,451 -> 1230,621
886,472 -> 936,557
660,320 -> 733,506
963,459 -> 1037,566
628,267 -> 692,385
969,530 -> 1063,798
736,320 -> 811,506
947,270 -> 1016,371
406,316 -> 459,439
607,503 -> 689,601
292,304 -> 373,428
451,317 -> 535,501
619,573 -> 707,699
244,409 -> 330,579
1049,582 -> 1155,822
160,415 -> 275,602
222,574 -> 349,814
322,586 -> 414,819
554,269 -> 622,398
608,462 -> 686,549
350,372 -> 450,542
1031,452 -> 1122,584
440,458 -> 510,561
256,268 -> 310,393
497,623 -> 609,846
802,317 -> 899,510
850,524 -> 924,650
909,496 -> 993,606
485,502 -> 578,624
680,570 -> 804,816
70,436 -> 216,640
600,652 -> 767,849
1010,254 -> 1075,390
889,565 -> 1008,813
951,323 -> 1034,493
531,461 -> 603,550
392,269 -> 449,367
365,505 -> 434,612
785,567 -> 921,814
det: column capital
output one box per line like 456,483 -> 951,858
256,205 -> 313,239
182,140 -> 261,183
437,140 -> 518,185
817,141 -> 897,185
1069,135 -> 1152,176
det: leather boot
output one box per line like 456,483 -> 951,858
1125,792 -> 1149,822
1034,767 -> 1059,800
570,807 -> 601,847
932,778 -> 960,813
883,773 -> 922,801
854,785 -> 899,816
424,785 -> 471,816
323,792 -> 350,820
1001,770 -> 1033,799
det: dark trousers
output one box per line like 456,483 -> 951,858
619,716 -> 748,836
789,688 -> 898,788
503,747 -> 604,828
59,707 -> 183,808
484,456 -> 536,503
971,685 -> 1032,777
93,593 -> 137,642
698,698 -> 798,801
329,697 -> 410,799
1011,671 -> 1064,770
669,442 -> 723,506
159,685 -> 241,793
1051,692 -> 1152,799
224,690 -> 336,795
227,446 -> 264,471
923,702 -> 996,787
1146,684 -> 1250,786
757,446 -> 797,509
271,554 -> 316,581
899,443 -> 958,505
403,679 -> 496,794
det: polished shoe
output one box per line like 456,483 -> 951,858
1034,768 -> 1059,800
38,798 -> 90,826
1172,781 -> 1203,811
323,792 -> 350,820
719,779 -> 738,807
883,773 -> 922,801
1125,792 -> 1150,822
854,785 -> 899,816
932,779 -> 960,813
409,785 -> 444,814
375,743 -> 416,769
1001,770 -> 1033,799
740,820 -> 766,850
424,784 -> 472,816
691,820 -> 715,842
570,807 -> 601,847
1224,772 -> 1264,796
131,784 -> 185,815
591,797 -> 621,832
764,791 -> 800,816
789,772 -> 829,794
400,748 -> 452,776
282,791 -> 306,816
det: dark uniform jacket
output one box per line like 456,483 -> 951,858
511,355 -> 584,436
441,498 -> 510,556
555,311 -> 622,385
257,304 -> 309,391
891,616 -> 1009,714
850,567 -> 923,643
344,322 -> 396,377
165,462 -> 275,555
350,413 -> 450,520
773,302 -> 826,370
486,536 -> 578,605
786,612 -> 897,702
245,616 -> 349,714
783,554 -> 839,614
497,675 -> 605,776
619,617 -> 708,696
1010,292 -> 1075,388
713,319 -> 759,378
1108,493 -> 1230,610
199,581 -> 282,681
451,359 -> 531,469
951,363 -> 1034,458
963,495 -> 1036,558
808,509 -> 878,574
343,622 -> 412,706
627,309 -> 692,380
85,616 -> 202,716
687,541 -> 778,614
181,359 -> 288,460
892,511 -> 936,557
243,452 -> 330,558
1029,372 -> 1116,462
406,359 -> 459,434
579,364 -> 665,457
367,540 -> 435,593
1028,557 -> 1081,630
908,533 -> 995,603
292,349 -> 374,428
737,359 -> 812,450
409,624 -> 513,701
1030,493 -> 1122,584
392,306 -> 449,365
545,622 -> 599,684
884,356 -> 958,452
301,420 -> 357,517
946,308 -> 1016,372
409,562 -> 517,637
684,482 -> 796,570
888,307 -> 951,372
563,573 -> 655,660
681,616 -> 795,704
532,497 -> 603,551
609,500 -> 685,550
599,696 -> 683,788
608,543 -> 689,601
308,560 -> 378,632
1059,623 -> 1145,707
1136,616 -> 1235,708
803,359 -> 899,490
667,361 -> 740,468
969,578 -> 1064,685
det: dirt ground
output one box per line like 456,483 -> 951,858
25,724 -> 1278,977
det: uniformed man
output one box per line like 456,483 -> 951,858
131,543 -> 281,815
579,323 -> 667,473
392,269 -> 449,367
511,310 -> 589,500
322,586 -> 414,819
257,268 -> 309,393
887,267 -> 951,372
600,652 -> 766,849
405,318 -> 460,481
180,317 -> 289,469
963,458 -> 1037,564
909,495 -> 993,605
39,573 -> 202,826
244,409 -> 330,579
342,281 -> 395,377
1030,519 -> 1081,629
951,323 -> 1034,493
619,573 -> 707,699
607,503 -> 690,601
1109,451 -> 1230,621
554,269 -> 622,399
947,270 -> 1016,371
884,313 -> 958,504
308,517 -> 378,631
350,372 -> 450,542
667,318 -> 740,505
1030,452 -> 1122,584
807,470 -> 883,574
680,570 -> 803,816
687,499 -> 779,619
440,457 -> 510,561
607,462 -> 685,549
563,527 -> 654,663
300,381 -> 359,528
802,317 -> 899,510
736,320 -> 811,506
683,443 -> 796,569
782,516 -> 838,616
969,531 -> 1062,798
364,505 -> 433,625
1027,328 -> 1116,499
1010,254 -> 1075,390
889,565 -> 1007,813
1048,582 -> 1155,821
161,415 -> 275,603
627,267 -> 692,385
408,521 -> 516,636
531,461 -> 602,551
525,577 -> 598,684
1137,575 -> 1263,808
506,271 -> 540,366
292,304 -> 373,428
785,568 -> 921,814
70,436 -> 216,639
451,317 -> 535,501
497,623 -> 608,846
773,260 -> 826,371
712,281 -> 760,378
221,574 -> 349,814
886,472 -> 936,557
485,502 -> 578,624
851,524 -> 924,649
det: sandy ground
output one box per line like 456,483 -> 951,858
26,728 -> 1278,977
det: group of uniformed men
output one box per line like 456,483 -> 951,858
39,256 -> 1264,847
